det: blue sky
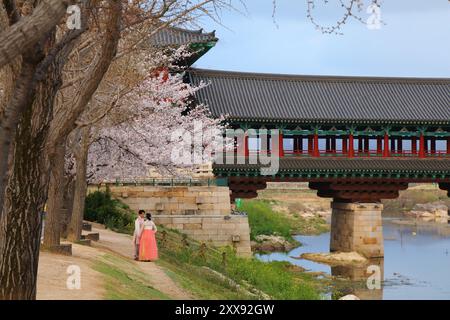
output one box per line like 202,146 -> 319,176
194,0 -> 450,77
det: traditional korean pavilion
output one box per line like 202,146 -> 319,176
161,27 -> 450,258
188,69 -> 450,203
188,69 -> 450,259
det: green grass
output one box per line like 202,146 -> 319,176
289,216 -> 330,235
241,200 -> 294,241
157,229 -> 322,300
157,259 -> 255,299
87,193 -> 324,300
241,199 -> 329,241
85,189 -> 135,234
92,253 -> 170,300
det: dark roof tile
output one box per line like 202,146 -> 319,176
151,27 -> 217,46
189,69 -> 450,125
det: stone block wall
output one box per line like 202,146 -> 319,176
153,215 -> 252,257
330,202 -> 384,258
94,185 -> 251,257
106,186 -> 230,216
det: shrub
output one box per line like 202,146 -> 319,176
84,188 -> 135,234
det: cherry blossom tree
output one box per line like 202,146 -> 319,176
87,75 -> 225,182
0,0 -> 239,301
64,71 -> 226,241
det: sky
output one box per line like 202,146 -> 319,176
193,0 -> 450,77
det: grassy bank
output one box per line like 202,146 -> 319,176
86,191 -> 325,300
93,254 -> 170,300
90,227 -> 324,300
241,199 -> 329,241
156,228 -> 323,300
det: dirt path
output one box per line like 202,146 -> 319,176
37,244 -> 104,300
90,224 -> 194,300
37,224 -> 193,300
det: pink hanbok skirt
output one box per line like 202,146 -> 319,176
139,229 -> 158,261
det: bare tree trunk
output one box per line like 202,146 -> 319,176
43,140 -> 66,247
0,0 -> 121,299
61,175 -> 76,238
67,134 -> 89,242
0,73 -> 55,300
0,25 -> 82,300
0,0 -> 74,69
0,60 -> 39,217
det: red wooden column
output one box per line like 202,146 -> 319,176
244,133 -> 249,157
412,137 -> 418,155
278,130 -> 284,157
377,136 -> 383,155
419,133 -> 426,158
447,137 -> 450,155
342,136 -> 348,155
383,133 -> 390,157
313,133 -> 320,157
348,134 -> 355,158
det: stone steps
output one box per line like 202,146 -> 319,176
42,244 -> 72,256
82,222 -> 92,232
81,232 -> 100,242
76,239 -> 91,246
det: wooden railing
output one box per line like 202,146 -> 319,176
231,150 -> 450,158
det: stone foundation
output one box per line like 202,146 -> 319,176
153,215 -> 252,257
97,185 -> 252,257
330,202 -> 384,258
105,186 -> 231,216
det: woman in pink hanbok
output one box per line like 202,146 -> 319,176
139,213 -> 159,261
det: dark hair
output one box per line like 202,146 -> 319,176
146,213 -> 152,220
138,210 -> 145,215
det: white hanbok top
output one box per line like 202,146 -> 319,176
143,220 -> 157,231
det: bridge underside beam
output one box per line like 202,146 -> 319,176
309,181 -> 408,203
227,177 -> 267,202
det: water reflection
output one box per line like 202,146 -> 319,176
331,259 -> 384,300
257,217 -> 450,300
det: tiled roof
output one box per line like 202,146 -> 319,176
188,69 -> 450,125
151,27 -> 217,46
213,158 -> 450,175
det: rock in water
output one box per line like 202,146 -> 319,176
300,251 -> 367,266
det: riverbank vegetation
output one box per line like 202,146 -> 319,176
383,184 -> 450,215
89,224 -> 324,300
93,254 -> 170,300
156,227 -> 323,299
85,191 -> 325,300
84,189 -> 135,234
241,199 -> 329,243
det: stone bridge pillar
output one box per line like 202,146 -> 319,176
310,181 -> 407,258
330,202 -> 384,258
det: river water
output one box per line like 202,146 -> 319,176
256,216 -> 450,300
